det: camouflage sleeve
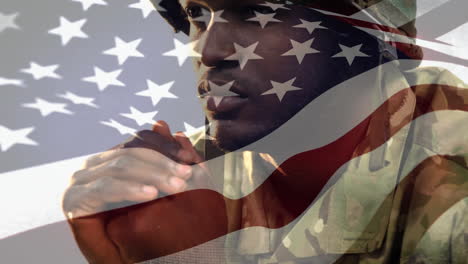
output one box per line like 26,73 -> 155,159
405,197 -> 468,264
449,198 -> 468,264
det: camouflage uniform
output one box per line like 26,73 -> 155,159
143,63 -> 467,264
208,66 -> 468,264
145,1 -> 467,263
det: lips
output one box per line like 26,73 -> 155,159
197,78 -> 250,99
198,78 -> 250,115
205,95 -> 248,113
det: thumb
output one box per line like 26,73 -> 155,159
173,132 -> 214,189
152,120 -> 173,141
173,131 -> 204,164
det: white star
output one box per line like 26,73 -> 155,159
259,2 -> 290,11
57,91 -> 98,108
225,42 -> 263,70
247,12 -> 281,28
0,77 -> 23,87
103,37 -> 144,65
293,19 -> 326,34
207,81 -> 238,107
22,98 -> 73,117
183,122 -> 199,134
192,9 -> 228,24
211,10 -> 229,23
0,126 -> 37,152
183,122 -> 215,140
332,44 -> 370,65
21,62 -> 61,80
262,77 -> 302,101
82,67 -> 125,91
48,17 -> 88,46
120,106 -> 158,126
282,38 -> 319,64
129,0 -> 155,18
71,0 -> 107,11
101,119 -> 137,135
0,12 -> 19,33
163,39 -> 201,66
136,80 -> 178,106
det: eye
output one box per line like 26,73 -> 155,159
185,5 -> 203,19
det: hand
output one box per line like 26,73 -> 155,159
62,121 -> 208,263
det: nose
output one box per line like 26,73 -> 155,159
199,23 -> 236,68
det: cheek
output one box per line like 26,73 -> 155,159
254,25 -> 320,80
259,31 -> 293,55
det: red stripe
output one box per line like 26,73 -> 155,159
0,85 -> 465,263
99,84 -> 467,262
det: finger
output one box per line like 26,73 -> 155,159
84,147 -> 176,172
122,130 -> 181,160
84,148 -> 125,169
152,120 -> 173,140
64,178 -> 159,218
73,153 -> 192,192
103,129 -> 182,166
173,132 -> 198,164
174,131 -> 204,164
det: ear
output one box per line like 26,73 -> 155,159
151,0 -> 190,35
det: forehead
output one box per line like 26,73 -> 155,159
179,0 -> 267,9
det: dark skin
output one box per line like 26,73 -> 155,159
62,122 -> 206,263
188,0 -> 350,151
62,1 -> 382,263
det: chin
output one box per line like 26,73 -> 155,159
212,138 -> 245,152
209,119 -> 276,152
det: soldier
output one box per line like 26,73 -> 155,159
62,1 -> 467,263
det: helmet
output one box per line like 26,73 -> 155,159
151,0 -> 422,62
152,0 -> 416,36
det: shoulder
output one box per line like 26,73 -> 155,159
404,197 -> 468,264
405,66 -> 466,86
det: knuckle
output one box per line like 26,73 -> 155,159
91,176 -> 112,195
62,186 -> 82,213
110,148 -> 128,159
135,130 -> 154,139
108,155 -> 134,172
124,147 -> 141,157
84,150 -> 117,167
62,188 -> 73,210
83,155 -> 98,168
70,170 -> 84,184
115,147 -> 142,160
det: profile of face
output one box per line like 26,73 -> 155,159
177,0 -> 380,151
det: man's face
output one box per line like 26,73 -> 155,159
179,0 -> 373,151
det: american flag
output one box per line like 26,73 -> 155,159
0,0 -> 467,263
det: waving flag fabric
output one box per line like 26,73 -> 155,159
0,0 -> 467,263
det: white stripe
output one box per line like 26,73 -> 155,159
0,60 -> 465,239
311,0 -> 451,28
271,110 -> 468,261
232,60 -> 465,173
356,26 -> 468,61
147,109 -> 468,263
0,154 -> 94,239
352,0 -> 451,28
436,21 -> 468,48
313,0 -> 468,60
